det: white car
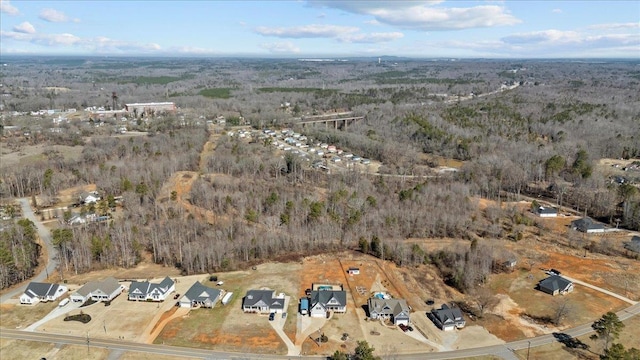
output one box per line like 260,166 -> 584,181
59,298 -> 70,307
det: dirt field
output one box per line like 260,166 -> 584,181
0,301 -> 59,329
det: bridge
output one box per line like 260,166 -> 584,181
298,115 -> 364,130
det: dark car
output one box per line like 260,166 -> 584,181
550,269 -> 561,275
269,313 -> 275,321
173,293 -> 180,299
407,325 -> 414,332
398,324 -> 408,332
425,299 -> 435,306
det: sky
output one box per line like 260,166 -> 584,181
0,0 -> 638,58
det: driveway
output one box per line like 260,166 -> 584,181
24,299 -> 82,331
267,296 -> 298,355
562,275 -> 638,305
0,198 -> 59,303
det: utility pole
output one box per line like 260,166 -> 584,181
527,340 -> 531,360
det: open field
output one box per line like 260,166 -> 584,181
0,301 -> 59,329
0,144 -> 84,170
0,338 -> 55,360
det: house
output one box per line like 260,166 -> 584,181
79,191 -> 101,204
71,277 -> 123,303
309,290 -> 347,317
20,282 -> 68,305
570,218 -> 605,233
534,206 -> 558,217
624,236 -> 640,253
430,304 -> 465,331
538,275 -> 574,296
241,289 -> 285,313
128,276 -> 175,302
367,298 -> 411,325
347,267 -> 360,275
67,214 -> 87,225
178,282 -> 222,308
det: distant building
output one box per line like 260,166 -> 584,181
125,102 -> 176,117
534,206 -> 558,217
570,218 -> 605,233
538,275 -> 574,296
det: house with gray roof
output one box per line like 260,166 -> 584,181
20,282 -> 68,305
309,290 -> 347,317
624,235 -> 640,253
128,276 -> 175,302
70,277 -> 123,303
242,289 -> 285,314
367,298 -> 410,325
178,282 -> 222,308
534,206 -> 558,217
538,275 -> 574,296
430,304 -> 465,331
570,218 -> 605,233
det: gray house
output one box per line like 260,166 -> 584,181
624,236 -> 640,253
538,275 -> 574,296
309,290 -> 347,317
534,206 -> 558,217
367,298 -> 410,325
430,304 -> 465,331
70,277 -> 123,303
570,218 -> 605,233
128,276 -> 175,302
178,282 -> 221,308
241,289 -> 285,314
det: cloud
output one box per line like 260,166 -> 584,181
39,8 -> 78,23
339,32 -> 404,43
13,22 -> 36,34
0,30 -> 162,53
364,19 -> 381,26
502,30 -> 581,45
0,0 -> 19,15
307,1 -> 520,30
255,24 -> 359,38
587,22 -> 640,31
260,41 -> 301,54
552,8 -> 562,14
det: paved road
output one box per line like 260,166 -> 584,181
0,198 -> 59,303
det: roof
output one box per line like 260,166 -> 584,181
539,275 -> 573,292
432,304 -> 464,324
125,102 -> 175,107
536,206 -> 558,215
571,218 -> 604,231
368,298 -> 410,318
24,282 -> 60,298
310,290 -> 347,308
75,277 -> 120,297
242,290 -> 285,310
182,282 -> 221,303
129,276 -> 174,296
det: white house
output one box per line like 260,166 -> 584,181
71,277 -> 123,303
309,290 -> 347,317
242,290 -> 285,313
128,277 -> 175,302
20,282 -> 68,305
534,206 -> 558,217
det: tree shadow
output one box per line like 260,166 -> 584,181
552,332 -> 597,359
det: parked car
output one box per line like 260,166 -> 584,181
407,325 -> 414,332
174,293 -> 180,299
58,298 -> 70,307
398,324 -> 409,332
269,313 -> 275,321
282,312 -> 287,319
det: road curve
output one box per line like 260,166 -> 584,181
0,198 -> 59,303
2,303 -> 638,360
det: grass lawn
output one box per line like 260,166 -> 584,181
0,339 -> 54,360
0,301 -> 59,329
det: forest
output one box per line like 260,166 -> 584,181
0,56 -> 639,290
